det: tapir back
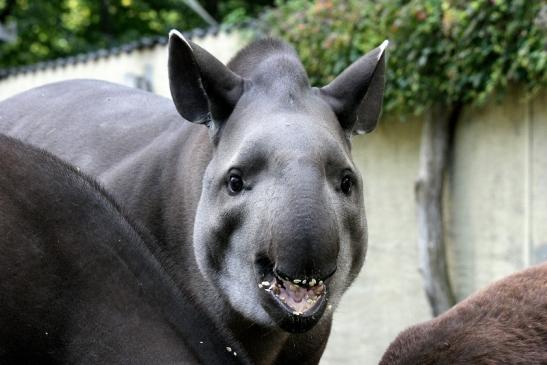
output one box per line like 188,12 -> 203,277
379,263 -> 547,365
0,134 -> 248,364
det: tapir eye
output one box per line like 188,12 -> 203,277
228,173 -> 244,194
341,175 -> 353,195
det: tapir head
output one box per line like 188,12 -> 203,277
168,30 -> 387,333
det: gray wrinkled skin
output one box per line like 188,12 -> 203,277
0,32 -> 387,364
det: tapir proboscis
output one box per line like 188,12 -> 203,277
0,31 -> 388,364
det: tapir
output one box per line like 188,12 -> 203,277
380,262 -> 547,365
0,31 -> 388,363
0,134 -> 250,364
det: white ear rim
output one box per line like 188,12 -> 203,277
377,40 -> 389,60
169,29 -> 193,50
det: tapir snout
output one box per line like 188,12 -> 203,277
271,162 -> 340,282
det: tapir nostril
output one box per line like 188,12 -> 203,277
256,255 -> 274,270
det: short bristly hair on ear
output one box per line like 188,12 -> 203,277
319,40 -> 389,136
168,30 -> 246,128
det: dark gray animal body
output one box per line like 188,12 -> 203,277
380,263 -> 547,365
0,32 -> 388,363
0,134 -> 250,364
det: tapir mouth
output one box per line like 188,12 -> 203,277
255,256 -> 333,332
259,272 -> 327,316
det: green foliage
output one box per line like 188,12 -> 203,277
264,0 -> 547,114
219,0 -> 273,25
0,0 -> 272,68
0,0 -> 200,68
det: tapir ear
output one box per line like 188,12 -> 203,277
168,30 -> 245,125
319,40 -> 389,135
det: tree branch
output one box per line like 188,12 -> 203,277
415,102 -> 461,316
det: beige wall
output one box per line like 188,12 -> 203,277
446,90 -> 547,299
447,92 -> 527,298
1,31 -> 546,365
531,91 -> 547,265
0,31 -> 242,101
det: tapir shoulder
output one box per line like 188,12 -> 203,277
0,79 -> 205,176
0,79 -> 181,133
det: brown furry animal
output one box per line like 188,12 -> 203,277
380,263 -> 547,365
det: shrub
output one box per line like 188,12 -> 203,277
264,0 -> 547,115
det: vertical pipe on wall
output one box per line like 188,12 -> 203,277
523,97 -> 533,268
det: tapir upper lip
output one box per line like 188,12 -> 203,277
273,267 -> 337,284
254,253 -> 337,288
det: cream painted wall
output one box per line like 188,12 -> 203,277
531,91 -> 547,265
446,94 -> 529,299
0,31 -> 546,364
0,31 -> 242,101
446,90 -> 547,300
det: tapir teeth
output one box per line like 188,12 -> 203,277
314,285 -> 325,295
262,274 -> 327,315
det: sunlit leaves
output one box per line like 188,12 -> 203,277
0,0 -> 273,68
265,0 -> 547,115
